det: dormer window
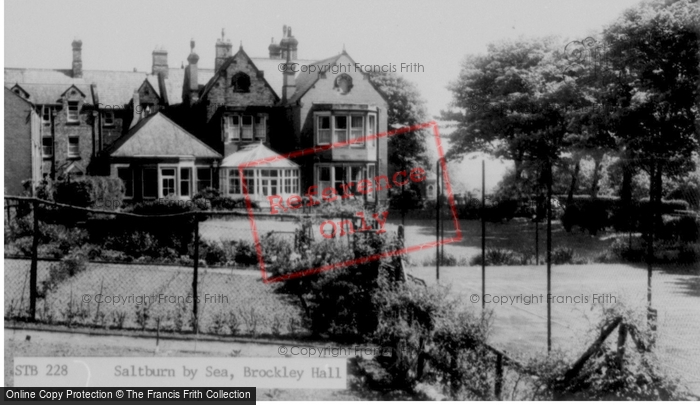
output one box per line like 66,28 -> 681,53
67,101 -> 80,123
103,111 -> 115,127
334,74 -> 353,94
41,106 -> 52,126
231,72 -> 251,93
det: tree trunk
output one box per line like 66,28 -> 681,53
653,162 -> 663,235
590,155 -> 603,199
620,161 -> 634,232
567,159 -> 581,206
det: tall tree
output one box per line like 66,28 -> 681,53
368,71 -> 430,171
603,0 -> 699,230
445,37 -> 588,198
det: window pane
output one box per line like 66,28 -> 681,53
350,116 -> 364,146
117,168 -> 133,197
319,167 -> 331,181
42,137 -> 53,157
180,168 -> 191,197
68,137 -> 79,156
228,169 -> 240,194
351,116 -> 363,128
196,168 -> 211,192
255,115 -> 266,139
334,116 -> 348,143
318,116 -> 331,144
143,168 -> 158,198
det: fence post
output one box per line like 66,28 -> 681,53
436,159 -> 441,282
482,160 -> 486,311
29,199 -> 39,321
192,214 -> 200,334
495,352 -> 503,399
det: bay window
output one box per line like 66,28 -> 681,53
223,114 -> 267,142
315,112 -> 377,147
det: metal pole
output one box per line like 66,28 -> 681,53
440,170 -> 444,264
29,199 -> 39,321
436,159 -> 441,282
546,165 -> 553,353
535,195 -> 540,265
482,160 -> 486,310
192,214 -> 200,334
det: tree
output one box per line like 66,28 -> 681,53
445,37 -> 589,199
603,0 -> 700,231
368,70 -> 430,172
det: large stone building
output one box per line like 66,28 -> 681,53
4,26 -> 389,203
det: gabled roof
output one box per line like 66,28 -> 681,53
220,142 -> 299,169
199,47 -> 281,103
4,67 -> 215,106
249,57 -> 317,99
286,53 -> 344,105
61,84 -> 86,98
103,112 -> 221,159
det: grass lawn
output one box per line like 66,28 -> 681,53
199,217 -> 615,265
4,259 -> 302,336
409,263 -> 700,395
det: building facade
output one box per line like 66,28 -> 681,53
4,27 -> 389,204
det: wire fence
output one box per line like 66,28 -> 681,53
422,159 -> 700,396
4,186 -> 699,397
3,196 -> 349,337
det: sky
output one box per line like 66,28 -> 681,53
5,0 -> 641,117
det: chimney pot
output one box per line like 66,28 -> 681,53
72,39 -> 83,78
152,48 -> 168,78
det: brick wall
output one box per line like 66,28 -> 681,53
4,88 -> 36,195
45,96 -> 96,177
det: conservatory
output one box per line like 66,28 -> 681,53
219,143 -> 300,203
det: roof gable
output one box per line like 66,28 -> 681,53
61,84 -> 86,98
199,47 -> 280,104
220,142 -> 299,168
289,52 -> 388,106
104,112 -> 221,159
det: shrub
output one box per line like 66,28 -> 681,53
469,249 -> 525,266
272,231 -> 396,340
234,240 -> 259,266
609,237 -> 646,262
369,277 -> 493,399
421,253 -> 469,267
193,187 -> 221,200
53,176 -> 125,210
528,302 -> 692,400
210,196 -> 254,210
199,240 -> 228,266
39,249 -> 88,297
551,247 -> 576,265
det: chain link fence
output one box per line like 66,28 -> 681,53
3,197 -> 310,337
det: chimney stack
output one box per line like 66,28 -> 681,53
152,48 -> 169,78
280,26 -> 298,60
130,90 -> 141,128
282,43 -> 296,103
268,37 -> 281,59
186,39 -> 200,104
215,29 -> 232,72
72,39 -> 83,78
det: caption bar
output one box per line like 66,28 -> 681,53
13,358 -> 346,389
4,387 -> 255,401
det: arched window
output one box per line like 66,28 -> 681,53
231,72 -> 251,93
334,74 -> 353,94
427,185 -> 435,198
